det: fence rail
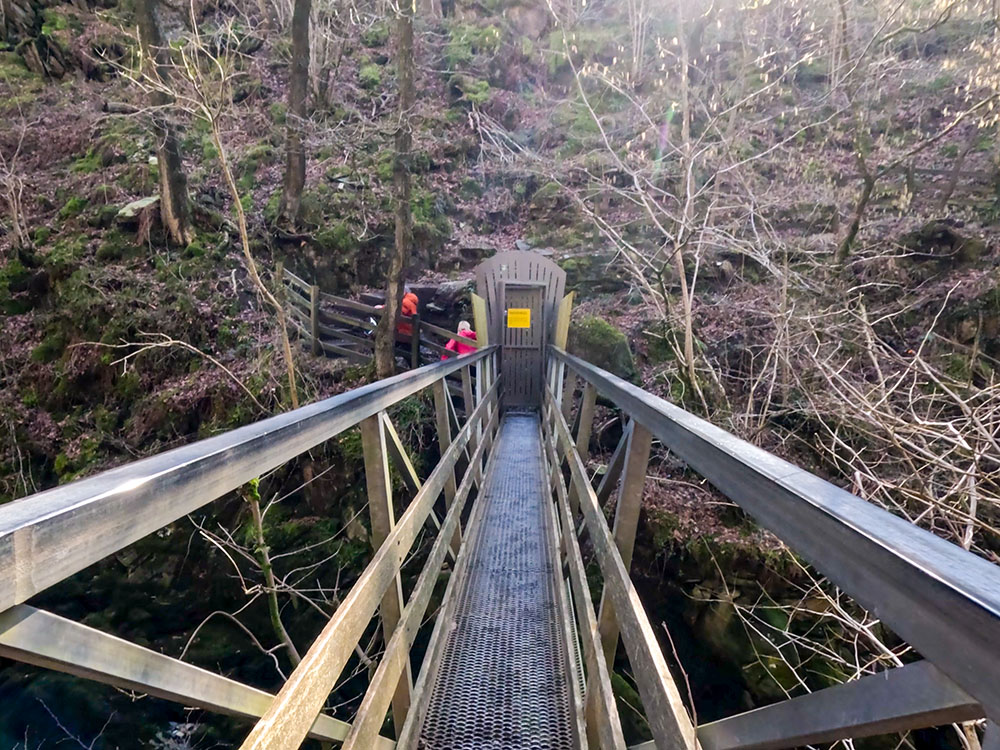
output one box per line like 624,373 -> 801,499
278,266 -> 478,371
0,345 -> 499,750
546,345 -> 1000,750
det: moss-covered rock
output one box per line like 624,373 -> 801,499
568,315 -> 636,381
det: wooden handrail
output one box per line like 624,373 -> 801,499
237,375 -> 501,750
549,345 -> 1000,722
543,381 -> 699,750
0,349 -> 494,611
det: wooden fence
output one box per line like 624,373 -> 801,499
277,264 -> 479,371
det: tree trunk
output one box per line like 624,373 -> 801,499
135,0 -> 192,246
836,173 -> 875,265
280,0 -> 311,227
375,0 -> 415,379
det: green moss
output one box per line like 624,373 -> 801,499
58,196 -> 89,220
41,8 -> 81,36
315,223 -> 359,254
359,62 -> 382,90
448,74 -> 490,105
269,102 -> 287,124
445,23 -> 501,69
96,232 -> 135,262
71,149 -> 103,173
361,23 -> 389,47
88,204 -> 120,229
0,259 -> 33,313
0,51 -> 38,83
31,330 -> 69,363
568,315 -> 637,382
45,235 -> 89,278
375,149 -> 394,181
33,227 -> 52,245
459,177 -> 484,199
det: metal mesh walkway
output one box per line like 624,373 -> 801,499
418,414 -> 577,750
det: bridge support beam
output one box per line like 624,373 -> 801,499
360,413 -> 413,734
596,421 -> 653,669
433,380 -> 462,557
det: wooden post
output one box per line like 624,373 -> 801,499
566,382 -> 598,517
410,314 -> 421,370
359,414 -> 412,732
561,371 -> 577,421
310,283 -> 321,356
432,379 -> 461,556
460,366 -> 480,483
596,421 -> 653,668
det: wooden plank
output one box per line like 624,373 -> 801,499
596,423 -> 653,668
310,285 -> 321,355
320,307 -> 377,333
342,406 -> 499,750
319,291 -> 382,316
432,380 -> 461,557
282,267 -> 311,294
547,386 -> 698,750
420,320 -> 482,348
0,348 -> 494,612
379,413 -> 455,563
691,661 -> 982,750
0,605 -> 394,749
237,377 -> 500,750
471,293 -> 489,347
554,292 -> 574,349
360,414 -> 413,731
540,420 -> 626,750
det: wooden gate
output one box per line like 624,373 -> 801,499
501,283 -> 545,408
474,251 -> 569,410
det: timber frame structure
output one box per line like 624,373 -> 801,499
1,251 -> 998,749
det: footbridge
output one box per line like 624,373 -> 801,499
1,251 -> 999,749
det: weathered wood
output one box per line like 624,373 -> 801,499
461,367 -> 480,483
561,371 -> 577,421
310,284 -> 321,356
432,379 -> 461,557
541,421 -> 626,750
567,382 -> 600,518
360,414 -> 412,731
342,406 -> 499,750
552,346 -> 1000,719
237,377 -> 499,750
0,605 -> 394,749
379,412 -> 455,563
693,660 -> 982,750
0,348 -> 493,612
547,386 -> 698,750
420,320 -> 482,348
596,422 -> 652,668
410,315 -> 421,370
282,266 -> 311,293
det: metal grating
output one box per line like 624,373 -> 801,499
418,414 -> 576,750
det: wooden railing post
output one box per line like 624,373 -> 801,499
359,414 -> 412,732
433,379 -> 462,556
310,283 -> 321,356
566,382 -> 598,518
410,314 -> 421,370
596,421 -> 652,668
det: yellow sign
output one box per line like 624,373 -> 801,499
507,308 -> 531,328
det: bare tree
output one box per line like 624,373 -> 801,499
135,0 -> 193,246
279,0 -> 311,227
375,0 -> 415,379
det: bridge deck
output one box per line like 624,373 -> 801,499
418,413 -> 578,750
